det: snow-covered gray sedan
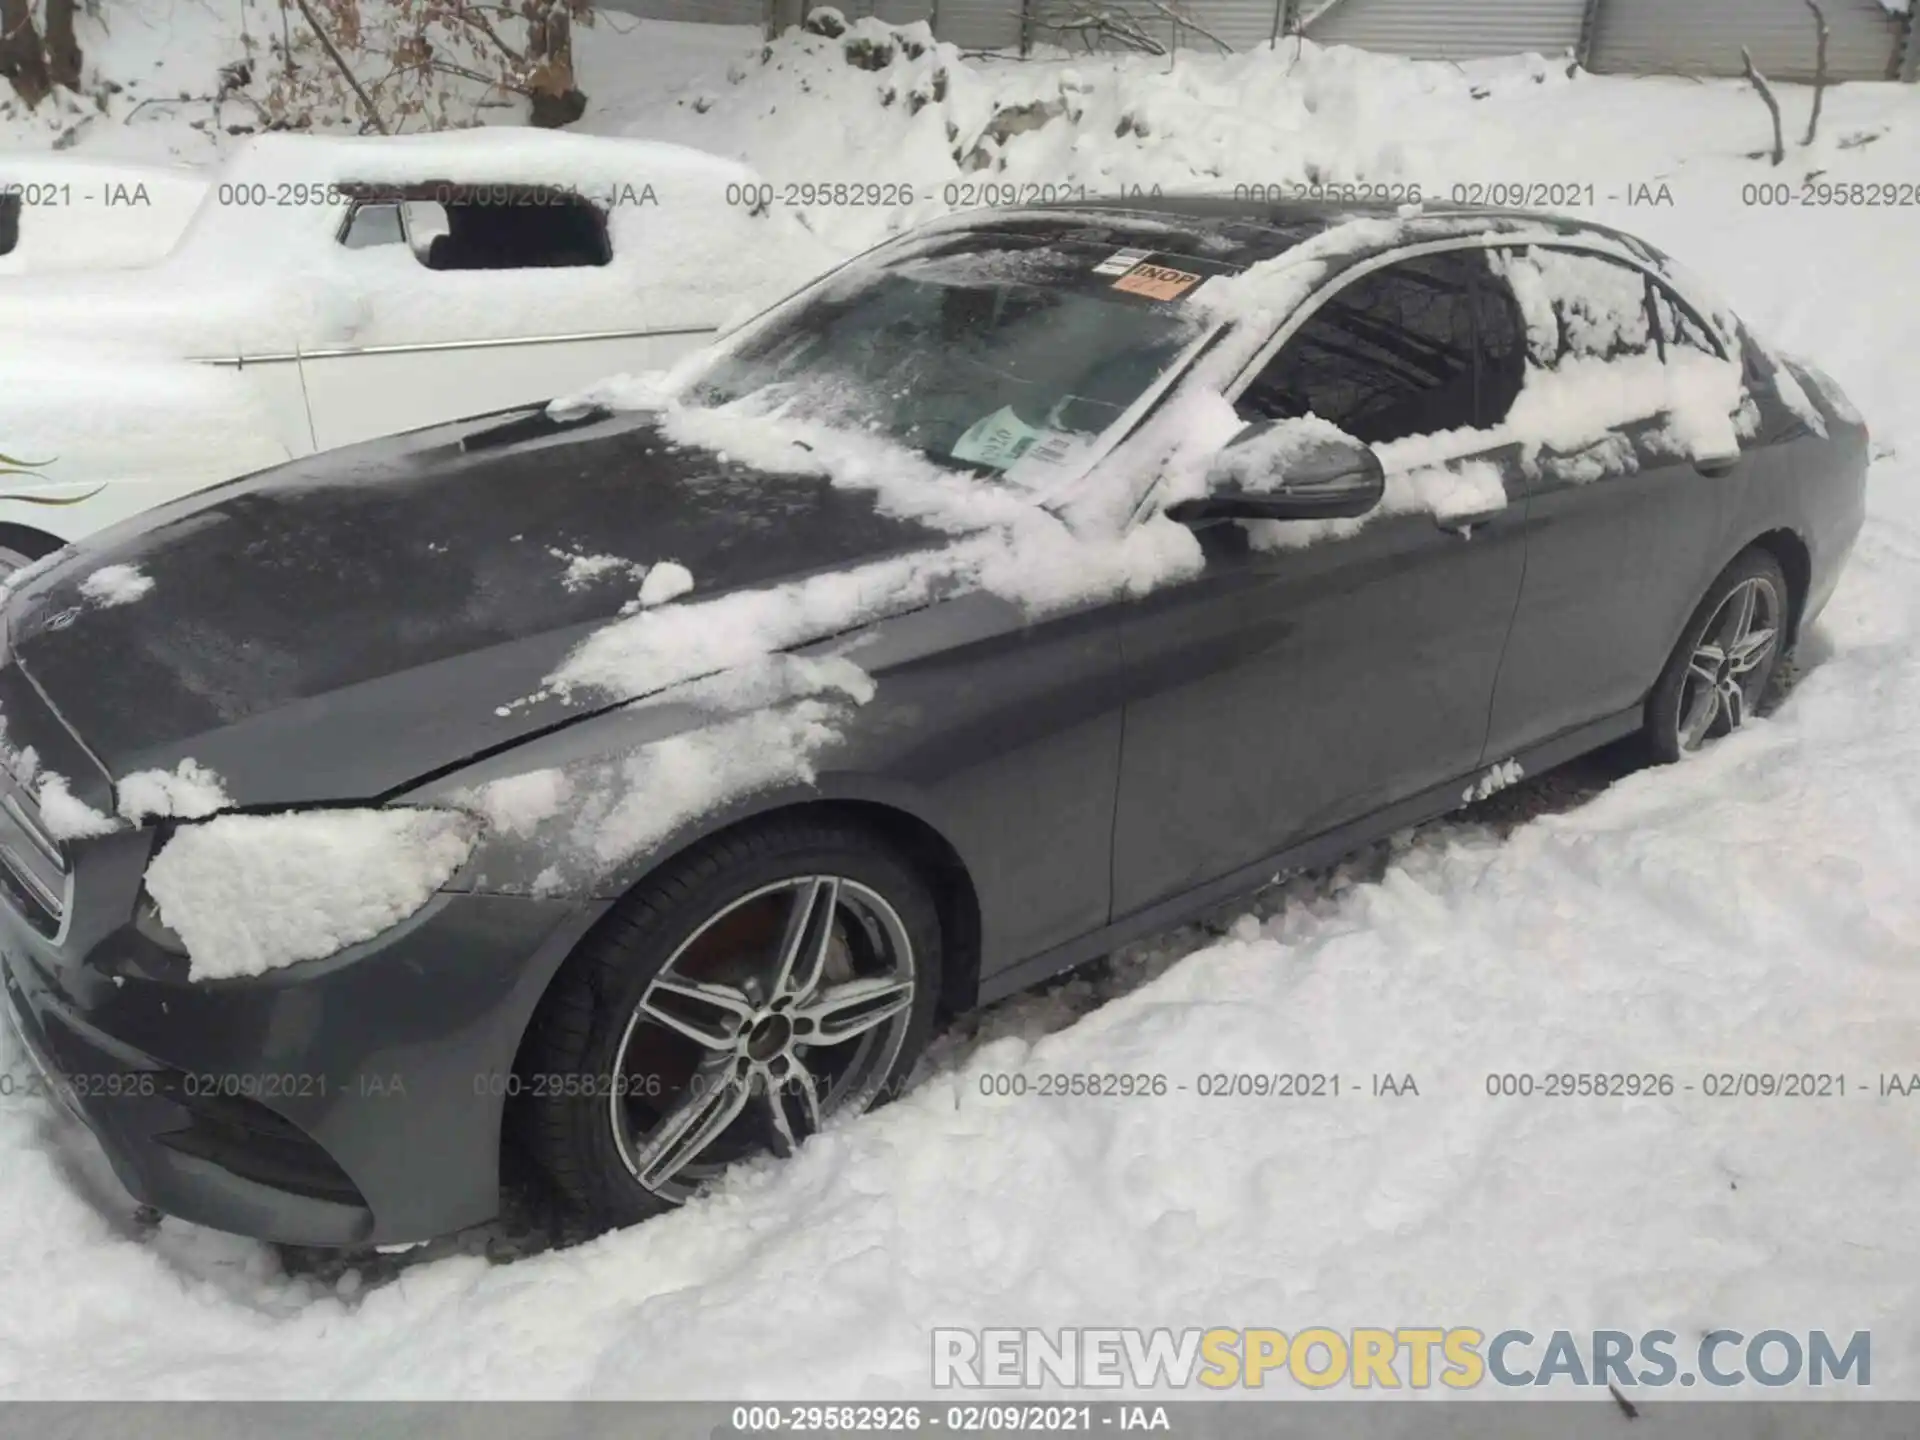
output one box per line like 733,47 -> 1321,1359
0,197 -> 1866,1247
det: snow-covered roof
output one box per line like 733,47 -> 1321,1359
938,195 -> 1683,278
0,153 -> 208,276
0,130 -> 839,357
212,127 -> 761,190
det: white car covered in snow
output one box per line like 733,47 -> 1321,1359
0,130 -> 837,569
0,153 -> 209,277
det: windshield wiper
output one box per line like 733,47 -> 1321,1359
461,404 -> 614,454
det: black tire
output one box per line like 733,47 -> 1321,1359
1644,547 -> 1790,764
517,816 -> 943,1233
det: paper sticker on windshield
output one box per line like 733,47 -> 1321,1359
951,405 -> 1047,470
1112,262 -> 1201,301
1021,433 -> 1082,467
1092,247 -> 1154,277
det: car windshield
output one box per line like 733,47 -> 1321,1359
684,235 -> 1217,479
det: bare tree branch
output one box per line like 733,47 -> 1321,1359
1043,9 -> 1166,57
1741,46 -> 1785,166
1142,0 -> 1231,52
287,0 -> 390,133
1037,1 -> 1231,58
1802,0 -> 1829,146
454,4 -> 526,66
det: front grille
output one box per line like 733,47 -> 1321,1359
0,768 -> 68,937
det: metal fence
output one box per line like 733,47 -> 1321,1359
610,0 -> 1919,80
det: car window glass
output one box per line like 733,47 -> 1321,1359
338,200 -> 404,250
335,185 -> 610,269
400,200 -> 449,262
1237,252 -> 1481,445
1491,247 -> 1657,364
423,193 -> 610,270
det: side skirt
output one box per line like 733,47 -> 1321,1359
975,705 -> 1644,1007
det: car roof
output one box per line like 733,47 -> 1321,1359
955,194 -> 1662,274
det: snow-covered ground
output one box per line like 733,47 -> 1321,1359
2,11 -> 1919,1402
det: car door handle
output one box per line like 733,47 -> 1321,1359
1435,509 -> 1505,537
1694,453 -> 1740,478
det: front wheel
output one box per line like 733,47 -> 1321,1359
517,817 -> 943,1232
1644,548 -> 1789,763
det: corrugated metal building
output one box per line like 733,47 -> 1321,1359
1299,0 -> 1588,62
1588,0 -> 1908,81
612,0 -> 763,24
606,0 -> 1918,81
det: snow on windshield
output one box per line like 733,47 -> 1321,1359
684,237 -> 1212,484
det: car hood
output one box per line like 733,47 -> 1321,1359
3,406 -> 952,813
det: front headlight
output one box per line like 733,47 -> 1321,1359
142,807 -> 480,983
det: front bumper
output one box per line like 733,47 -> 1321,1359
1,859 -> 606,1247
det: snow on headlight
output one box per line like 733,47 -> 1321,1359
143,807 -> 479,982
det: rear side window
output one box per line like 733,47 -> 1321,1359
0,193 -> 18,258
1492,245 -> 1723,366
1648,283 -> 1725,360
1491,247 -> 1659,364
335,184 -> 611,269
1238,252 -> 1483,445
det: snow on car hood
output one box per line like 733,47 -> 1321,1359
1,406 -> 952,810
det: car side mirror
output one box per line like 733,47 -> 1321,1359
1167,420 -> 1386,526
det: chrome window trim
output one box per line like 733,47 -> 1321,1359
193,323 -> 717,368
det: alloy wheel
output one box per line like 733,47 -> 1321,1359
607,875 -> 917,1203
1675,575 -> 1780,751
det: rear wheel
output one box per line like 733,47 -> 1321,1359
1644,548 -> 1789,762
518,817 -> 942,1232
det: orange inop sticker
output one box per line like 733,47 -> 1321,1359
1111,262 -> 1202,301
